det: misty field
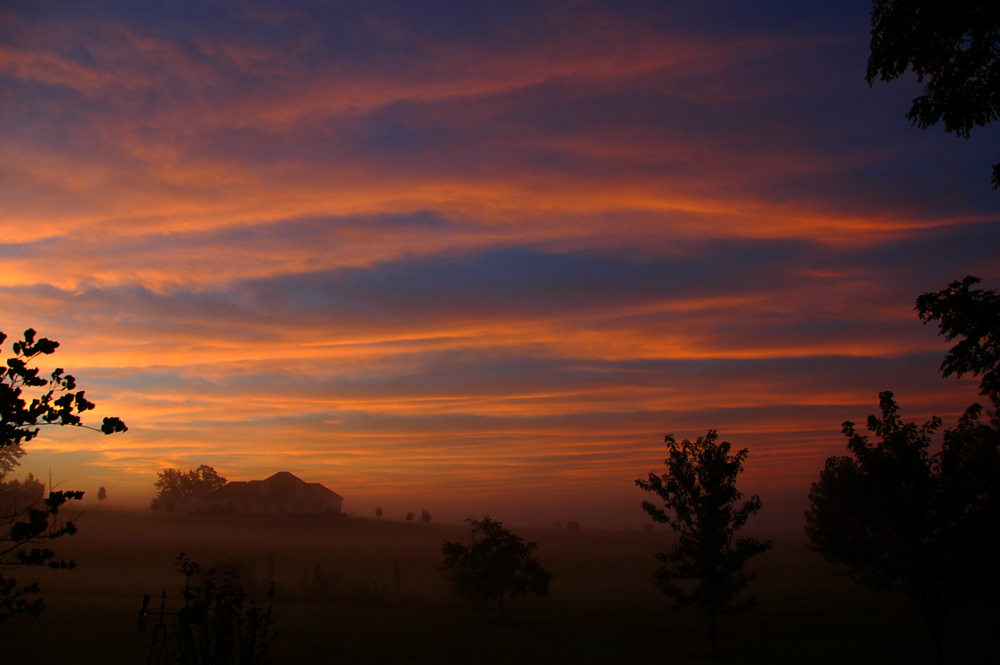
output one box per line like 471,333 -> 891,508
3,509 -> 995,664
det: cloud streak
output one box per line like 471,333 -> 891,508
2,0 -> 997,525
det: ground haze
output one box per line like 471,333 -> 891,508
2,508 -> 995,664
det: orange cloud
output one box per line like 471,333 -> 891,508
3,2 -> 997,526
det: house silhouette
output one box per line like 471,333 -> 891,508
201,471 -> 344,515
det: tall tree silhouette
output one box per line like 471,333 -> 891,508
0,328 -> 127,621
806,392 -> 999,664
916,275 -> 1000,403
636,431 -> 772,656
867,1 -> 1000,188
440,516 -> 552,619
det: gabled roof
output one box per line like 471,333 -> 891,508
202,471 -> 343,501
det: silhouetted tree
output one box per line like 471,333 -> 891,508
419,509 -> 431,526
375,506 -> 382,520
636,431 -> 773,656
96,485 -> 107,505
150,465 -> 227,513
867,1 -> 1000,187
917,275 -> 1000,402
404,511 -> 414,522
173,553 -> 275,665
806,391 -> 999,664
0,443 -> 24,480
0,473 -> 45,512
0,328 -> 127,621
440,516 -> 553,619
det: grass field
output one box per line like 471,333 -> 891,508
2,509 -> 995,664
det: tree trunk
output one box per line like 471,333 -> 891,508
708,611 -> 717,657
927,608 -> 944,665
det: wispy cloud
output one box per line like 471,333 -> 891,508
2,0 -> 996,524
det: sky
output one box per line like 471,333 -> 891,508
1,0 -> 998,527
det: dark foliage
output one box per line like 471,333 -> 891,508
917,275 -> 1000,401
150,465 -> 227,512
0,473 -> 45,513
174,553 -> 276,665
636,431 -> 772,656
0,329 -> 127,448
440,516 -> 553,618
0,442 -> 24,480
867,1 -> 1000,188
806,392 -> 1000,664
0,328 -> 126,622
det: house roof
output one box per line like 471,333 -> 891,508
202,471 -> 343,501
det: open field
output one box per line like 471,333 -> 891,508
2,508 -> 995,664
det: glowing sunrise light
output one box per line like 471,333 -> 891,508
0,1 -> 996,531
